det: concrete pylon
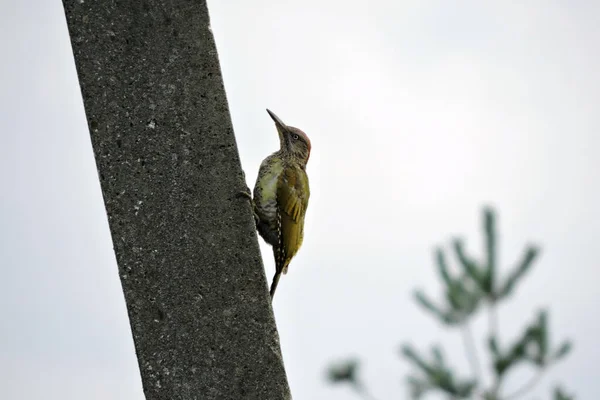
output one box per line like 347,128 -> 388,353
61,1 -> 291,399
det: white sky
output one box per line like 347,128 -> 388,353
1,0 -> 599,399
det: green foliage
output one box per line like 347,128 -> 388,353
488,310 -> 572,377
554,386 -> 574,400
401,344 -> 476,399
327,359 -> 360,385
325,207 -> 573,400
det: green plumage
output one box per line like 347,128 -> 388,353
252,109 -> 311,300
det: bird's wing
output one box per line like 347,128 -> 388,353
276,167 -> 310,273
279,167 -> 309,222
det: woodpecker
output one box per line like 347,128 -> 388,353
249,109 -> 311,299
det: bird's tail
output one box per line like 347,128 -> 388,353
270,249 -> 291,300
269,271 -> 281,299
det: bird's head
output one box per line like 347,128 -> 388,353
267,109 -> 311,166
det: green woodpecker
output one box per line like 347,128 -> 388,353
252,109 -> 311,299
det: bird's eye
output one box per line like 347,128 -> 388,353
292,134 -> 299,140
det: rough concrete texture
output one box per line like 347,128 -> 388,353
61,1 -> 292,399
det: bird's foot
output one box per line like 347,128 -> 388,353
235,187 -> 259,227
235,187 -> 253,201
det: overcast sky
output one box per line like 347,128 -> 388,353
1,0 -> 599,399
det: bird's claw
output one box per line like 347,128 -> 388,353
235,187 -> 259,227
236,189 -> 253,201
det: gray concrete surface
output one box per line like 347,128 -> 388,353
61,1 -> 291,398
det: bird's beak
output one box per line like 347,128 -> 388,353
266,109 -> 287,131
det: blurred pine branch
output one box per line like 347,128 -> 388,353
325,207 -> 573,400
